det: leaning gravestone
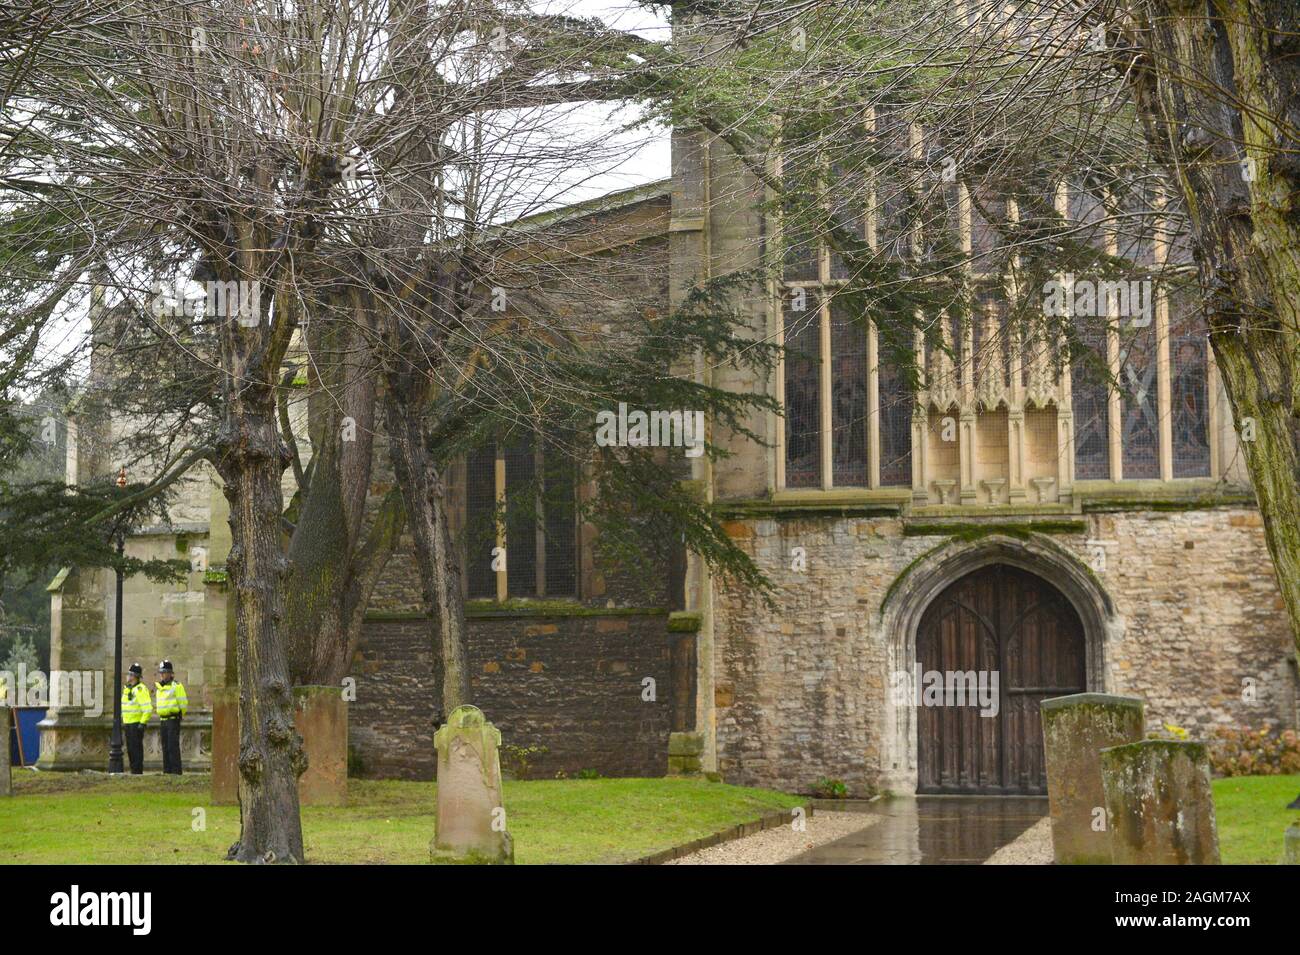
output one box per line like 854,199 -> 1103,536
1041,693 -> 1145,864
1,706 -> 11,796
431,705 -> 513,864
1100,739 -> 1220,864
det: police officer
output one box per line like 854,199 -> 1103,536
154,660 -> 188,775
121,663 -> 152,774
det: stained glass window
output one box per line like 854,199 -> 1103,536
782,147 -> 821,282
1119,324 -> 1160,479
830,298 -> 868,486
783,293 -> 822,487
1170,289 -> 1211,478
878,331 -> 915,486
1071,320 -> 1111,479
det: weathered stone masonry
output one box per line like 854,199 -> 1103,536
709,505 -> 1298,795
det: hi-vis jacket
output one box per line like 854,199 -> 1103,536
121,683 -> 152,725
155,680 -> 188,718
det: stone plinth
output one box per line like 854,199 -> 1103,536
1100,739 -> 1220,865
1041,693 -> 1145,864
432,705 -> 513,864
1,707 -> 11,796
668,731 -> 705,776
211,685 -> 347,806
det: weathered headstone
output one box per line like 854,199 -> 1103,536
1041,693 -> 1144,864
1100,739 -> 1220,864
1,706 -> 12,796
432,705 -> 513,864
1285,822 -> 1300,865
210,687 -> 238,805
211,685 -> 347,806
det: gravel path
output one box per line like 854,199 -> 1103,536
982,816 -> 1053,865
666,811 -> 878,865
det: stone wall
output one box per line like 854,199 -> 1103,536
349,610 -> 674,780
709,505 -> 1297,795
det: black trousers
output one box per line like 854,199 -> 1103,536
160,717 -> 183,775
124,723 -> 145,774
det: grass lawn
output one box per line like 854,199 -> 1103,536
0,771 -> 803,864
1212,774 -> 1300,865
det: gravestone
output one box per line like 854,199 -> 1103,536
1285,822 -> 1300,865
1041,693 -> 1145,864
1,706 -> 12,796
210,685 -> 347,806
1100,739 -> 1220,864
432,705 -> 513,864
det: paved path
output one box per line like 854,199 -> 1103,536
783,796 -> 1048,864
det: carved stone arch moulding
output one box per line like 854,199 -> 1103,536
875,533 -> 1121,794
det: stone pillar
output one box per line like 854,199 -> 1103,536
1100,739 -> 1221,865
1041,693 -> 1144,864
432,705 -> 513,864
211,685 -> 347,806
1,707 -> 12,796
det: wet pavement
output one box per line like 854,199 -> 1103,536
784,796 -> 1048,864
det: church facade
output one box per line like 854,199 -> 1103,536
39,123 -> 1298,795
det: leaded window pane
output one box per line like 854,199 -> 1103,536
830,299 -> 868,486
783,292 -> 822,487
1119,324 -> 1160,479
1170,289 -> 1211,478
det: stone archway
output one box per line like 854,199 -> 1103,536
876,534 -> 1118,795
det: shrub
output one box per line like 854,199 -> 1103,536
1209,726 -> 1300,777
811,777 -> 848,799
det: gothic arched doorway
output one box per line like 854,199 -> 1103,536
915,564 -> 1086,795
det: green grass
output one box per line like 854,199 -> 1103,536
0,771 -> 802,865
1212,774 -> 1300,865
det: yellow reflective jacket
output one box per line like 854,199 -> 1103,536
155,680 -> 188,718
121,683 -> 152,725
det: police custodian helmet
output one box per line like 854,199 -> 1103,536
157,659 -> 174,673
128,663 -> 143,676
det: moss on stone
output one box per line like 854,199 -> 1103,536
667,611 -> 703,633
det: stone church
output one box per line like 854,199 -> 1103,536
39,119 -> 1298,797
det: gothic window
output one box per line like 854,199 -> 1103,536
783,293 -> 822,487
464,436 -> 578,600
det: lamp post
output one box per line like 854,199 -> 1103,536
107,467 -> 127,775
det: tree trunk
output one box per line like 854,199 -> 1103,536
384,393 -> 470,718
215,399 -> 306,864
1122,0 -> 1300,656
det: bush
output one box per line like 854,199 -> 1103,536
1209,726 -> 1300,777
811,777 -> 848,799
